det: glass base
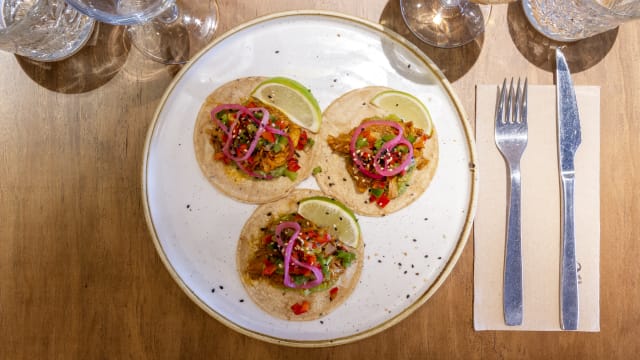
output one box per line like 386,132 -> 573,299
400,0 -> 491,48
128,0 -> 219,64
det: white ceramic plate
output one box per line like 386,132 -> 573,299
142,10 -> 477,347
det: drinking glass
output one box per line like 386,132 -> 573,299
522,0 -> 640,42
400,0 -> 492,48
65,0 -> 219,64
0,0 -> 95,61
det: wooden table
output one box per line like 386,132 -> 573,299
2,1 -> 639,358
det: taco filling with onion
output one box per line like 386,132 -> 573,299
237,189 -> 363,321
209,101 -> 313,181
314,86 -> 439,216
327,117 -> 430,208
194,77 -> 320,204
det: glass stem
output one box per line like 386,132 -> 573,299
440,0 -> 465,8
157,3 -> 179,24
436,0 -> 469,17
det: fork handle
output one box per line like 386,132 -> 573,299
504,162 -> 523,326
560,175 -> 579,330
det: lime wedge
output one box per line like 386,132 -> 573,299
251,77 -> 322,133
370,90 -> 433,136
297,196 -> 360,248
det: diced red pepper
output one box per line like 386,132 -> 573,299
262,234 -> 273,245
329,287 -> 339,301
300,229 -> 317,241
237,143 -> 248,156
316,232 -> 331,244
305,254 -> 317,267
362,130 -> 376,144
296,131 -> 308,150
287,158 -> 301,172
262,259 -> 277,276
275,119 -> 288,130
214,152 -> 230,165
262,131 -> 275,143
376,194 -> 390,208
291,301 -> 310,315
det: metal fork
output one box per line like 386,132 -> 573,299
495,77 -> 528,326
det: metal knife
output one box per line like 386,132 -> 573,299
556,47 -> 581,331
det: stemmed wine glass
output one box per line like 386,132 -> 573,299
400,0 -> 491,48
65,0 -> 219,64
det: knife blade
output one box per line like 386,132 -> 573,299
556,47 -> 581,331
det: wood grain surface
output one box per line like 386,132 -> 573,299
1,1 -> 639,358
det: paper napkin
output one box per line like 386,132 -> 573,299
473,85 -> 600,331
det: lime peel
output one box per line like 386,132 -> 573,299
370,90 -> 433,136
250,77 -> 322,133
297,196 -> 360,248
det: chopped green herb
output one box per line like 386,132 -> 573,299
396,145 -> 410,154
277,135 -> 289,146
293,275 -> 307,285
306,138 -> 315,149
270,166 -> 286,177
370,188 -> 384,198
336,250 -> 356,267
382,134 -> 395,142
284,169 -> 298,181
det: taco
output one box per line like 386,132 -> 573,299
194,77 -> 318,204
314,86 -> 439,216
237,189 -> 363,321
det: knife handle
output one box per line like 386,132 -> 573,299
560,175 -> 579,330
504,163 -> 523,326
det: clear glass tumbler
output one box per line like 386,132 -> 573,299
0,0 -> 95,61
522,0 -> 640,42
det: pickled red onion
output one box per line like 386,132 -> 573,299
277,221 -> 324,289
222,107 -> 269,162
210,104 -> 295,179
349,120 -> 414,179
373,136 -> 413,177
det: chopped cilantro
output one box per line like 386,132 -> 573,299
336,250 -> 356,267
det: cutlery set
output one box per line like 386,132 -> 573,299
495,48 -> 581,330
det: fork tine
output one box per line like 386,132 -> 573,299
495,78 -> 507,126
521,78 -> 528,125
514,78 -> 522,124
506,78 -> 514,124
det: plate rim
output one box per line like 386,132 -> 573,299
141,9 -> 478,348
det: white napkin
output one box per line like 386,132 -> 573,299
473,84 -> 600,331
